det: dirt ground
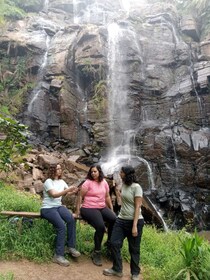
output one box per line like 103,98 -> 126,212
0,256 -> 143,280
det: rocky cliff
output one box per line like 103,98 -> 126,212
0,0 -> 210,229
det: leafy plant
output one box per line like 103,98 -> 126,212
175,230 -> 210,280
0,114 -> 30,171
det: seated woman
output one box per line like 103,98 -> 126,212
76,164 -> 116,266
40,163 -> 81,267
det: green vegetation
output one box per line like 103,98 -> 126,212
0,0 -> 25,22
176,0 -> 210,38
0,0 -> 43,22
0,273 -> 14,280
0,186 -> 41,212
10,0 -> 43,13
0,186 -> 210,279
81,60 -> 106,84
175,230 -> 210,280
0,51 -> 33,116
141,227 -> 210,280
92,80 -> 107,117
0,114 -> 30,171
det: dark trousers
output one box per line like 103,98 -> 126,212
41,206 -> 76,256
80,207 -> 116,251
110,218 -> 144,275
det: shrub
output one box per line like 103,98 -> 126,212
175,230 -> 210,280
0,115 -> 30,172
141,227 -> 210,280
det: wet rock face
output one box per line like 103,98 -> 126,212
0,0 -> 210,229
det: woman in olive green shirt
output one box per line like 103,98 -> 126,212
103,165 -> 144,280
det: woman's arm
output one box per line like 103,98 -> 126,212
132,196 -> 142,236
75,186 -> 88,216
105,191 -> 114,211
115,188 -> 122,206
75,189 -> 82,217
48,186 -> 78,198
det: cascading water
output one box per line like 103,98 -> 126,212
119,0 -> 130,16
188,44 -> 205,126
43,0 -> 49,12
101,22 -> 133,175
101,20 -> 155,191
143,195 -> 169,231
28,33 -> 50,114
107,23 -> 130,153
73,0 -> 80,24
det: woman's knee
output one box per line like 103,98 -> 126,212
95,223 -> 106,233
65,213 -> 75,224
56,222 -> 66,232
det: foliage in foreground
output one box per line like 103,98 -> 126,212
0,186 -> 210,279
0,115 -> 30,172
0,273 -> 14,280
141,227 -> 210,280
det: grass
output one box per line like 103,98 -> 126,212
141,227 -> 210,280
0,185 -> 41,212
0,184 -> 210,279
0,273 -> 14,280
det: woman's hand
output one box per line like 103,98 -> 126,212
67,186 -> 79,195
73,212 -> 80,218
132,225 -> 138,237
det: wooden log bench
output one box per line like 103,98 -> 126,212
0,211 -> 41,218
0,211 -> 41,233
0,210 -> 83,220
0,210 -> 84,223
0,210 -> 85,235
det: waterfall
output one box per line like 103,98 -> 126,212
119,0 -> 130,16
43,0 -> 49,12
107,22 -> 130,153
101,21 -> 155,191
73,0 -> 108,25
73,0 -> 80,24
187,43 -> 207,128
28,34 -> 50,113
143,195 -> 169,231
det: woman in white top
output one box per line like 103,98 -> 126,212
103,165 -> 144,280
41,163 -> 80,267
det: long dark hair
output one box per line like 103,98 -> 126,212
48,164 -> 62,180
86,164 -> 104,182
121,165 -> 136,186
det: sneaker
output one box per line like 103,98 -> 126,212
91,250 -> 102,266
103,268 -> 123,277
67,247 -> 81,258
131,275 -> 140,280
53,254 -> 70,266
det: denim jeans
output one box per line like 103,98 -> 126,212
110,218 -> 144,275
41,206 -> 76,256
80,207 -> 116,251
